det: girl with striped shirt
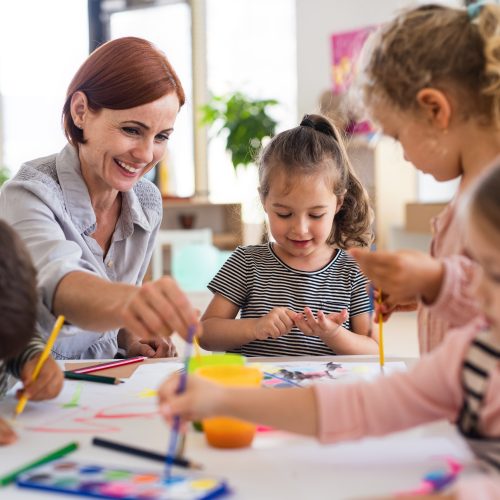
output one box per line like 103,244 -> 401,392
200,114 -> 377,357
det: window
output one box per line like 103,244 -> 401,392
0,0 -> 88,174
205,0 -> 297,219
110,2 -> 195,197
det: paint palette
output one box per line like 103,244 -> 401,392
16,459 -> 229,499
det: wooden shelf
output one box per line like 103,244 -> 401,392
161,198 -> 243,250
348,136 -> 417,249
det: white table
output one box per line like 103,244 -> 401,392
0,356 -> 476,500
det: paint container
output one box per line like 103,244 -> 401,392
196,365 -> 262,449
188,353 -> 245,374
188,353 -> 245,432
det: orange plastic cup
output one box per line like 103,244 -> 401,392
196,365 -> 262,449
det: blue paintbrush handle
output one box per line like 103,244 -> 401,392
165,325 -> 196,476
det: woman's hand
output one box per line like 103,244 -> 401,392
126,337 -> 177,358
121,276 -> 201,342
0,417 -> 17,445
253,307 -> 295,340
158,372 -> 224,424
18,355 -> 63,401
350,248 -> 444,306
294,307 -> 348,340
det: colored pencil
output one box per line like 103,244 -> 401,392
64,371 -> 123,385
71,356 -> 146,374
165,325 -> 196,478
92,437 -> 202,470
377,288 -> 385,367
368,284 -> 375,338
0,441 -> 78,486
193,335 -> 202,362
15,315 -> 65,417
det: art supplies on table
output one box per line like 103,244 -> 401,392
398,457 -> 463,496
0,441 -> 78,487
92,437 -> 203,469
64,371 -> 123,385
255,360 -> 407,388
71,356 -> 146,375
16,459 -> 229,499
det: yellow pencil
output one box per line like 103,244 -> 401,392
193,335 -> 202,362
377,290 -> 384,367
15,315 -> 65,417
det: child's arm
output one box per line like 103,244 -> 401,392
293,308 -> 379,354
158,372 -> 318,436
200,294 -> 295,351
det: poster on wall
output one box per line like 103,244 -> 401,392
330,26 -> 376,135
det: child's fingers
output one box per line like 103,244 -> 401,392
158,373 -> 182,405
276,311 -> 293,332
304,308 -> 318,326
295,313 -> 313,335
0,418 -> 17,445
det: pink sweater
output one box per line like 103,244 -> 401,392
418,199 -> 481,353
314,317 -> 500,498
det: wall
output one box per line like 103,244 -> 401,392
295,0 -> 462,206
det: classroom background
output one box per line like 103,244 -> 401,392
0,0 -> 468,358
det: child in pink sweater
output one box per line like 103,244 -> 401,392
159,161 -> 500,499
349,3 -> 500,353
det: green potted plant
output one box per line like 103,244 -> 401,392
200,91 -> 279,170
0,165 -> 10,187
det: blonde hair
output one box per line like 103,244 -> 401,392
258,114 -> 373,249
363,4 -> 500,125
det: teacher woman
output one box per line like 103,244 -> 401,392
0,37 -> 199,359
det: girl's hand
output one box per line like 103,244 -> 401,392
0,417 -> 17,445
294,307 -> 348,340
254,307 -> 295,340
158,373 -> 224,423
350,249 -> 444,306
121,276 -> 201,342
18,355 -> 63,401
374,292 -> 418,322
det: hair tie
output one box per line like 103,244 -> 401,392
466,1 -> 498,20
467,2 -> 483,20
300,115 -> 315,129
300,114 -> 336,139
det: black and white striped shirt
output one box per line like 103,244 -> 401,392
458,330 -> 500,472
208,243 -> 371,357
0,336 -> 45,397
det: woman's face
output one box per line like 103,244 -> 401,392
76,92 -> 179,194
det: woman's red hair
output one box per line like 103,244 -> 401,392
62,36 -> 185,145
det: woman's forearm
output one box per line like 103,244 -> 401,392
53,271 -> 134,331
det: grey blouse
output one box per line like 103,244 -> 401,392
0,144 -> 162,359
